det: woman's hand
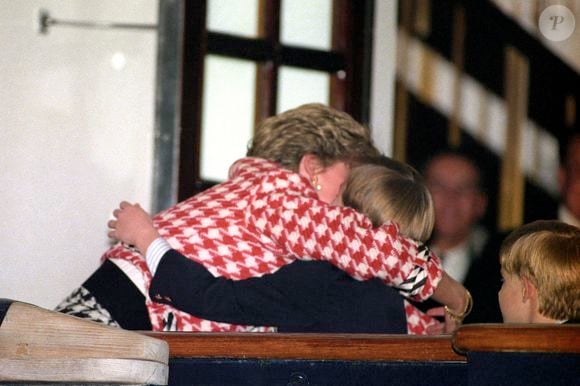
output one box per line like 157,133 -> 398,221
429,272 -> 471,334
425,306 -> 461,334
108,201 -> 159,254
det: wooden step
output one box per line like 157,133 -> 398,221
0,299 -> 168,385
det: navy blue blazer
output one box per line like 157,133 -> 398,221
150,250 -> 408,333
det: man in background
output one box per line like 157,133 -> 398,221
558,130 -> 580,227
419,148 -> 503,323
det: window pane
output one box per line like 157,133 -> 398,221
201,55 -> 256,181
277,66 -> 330,113
281,0 -> 333,50
207,0 -> 259,38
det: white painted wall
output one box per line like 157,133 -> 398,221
0,0 -> 157,309
370,0 -> 397,156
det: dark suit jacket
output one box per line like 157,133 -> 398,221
150,250 -> 408,333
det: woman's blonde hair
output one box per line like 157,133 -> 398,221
500,220 -> 580,321
247,103 -> 380,171
343,160 -> 435,241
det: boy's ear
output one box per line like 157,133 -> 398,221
298,154 -> 323,179
521,275 -> 537,303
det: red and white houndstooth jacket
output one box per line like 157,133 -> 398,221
103,157 -> 443,334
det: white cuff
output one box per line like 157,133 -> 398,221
146,237 -> 172,275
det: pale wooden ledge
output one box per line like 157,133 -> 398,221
0,300 -> 169,385
0,302 -> 168,362
452,323 -> 580,354
141,332 -> 465,362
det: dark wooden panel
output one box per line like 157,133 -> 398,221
523,179 -> 559,223
168,358 -> 467,386
178,0 -> 206,202
467,352 -> 580,386
404,93 -> 504,232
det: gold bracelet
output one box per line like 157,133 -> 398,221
444,290 -> 473,322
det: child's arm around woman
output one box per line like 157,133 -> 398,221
109,199 -> 471,332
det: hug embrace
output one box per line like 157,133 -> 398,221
58,103 -> 476,335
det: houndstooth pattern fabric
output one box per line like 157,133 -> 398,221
404,300 -> 442,335
54,286 -> 120,327
102,157 -> 443,334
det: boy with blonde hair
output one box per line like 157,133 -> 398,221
344,161 -> 435,241
498,220 -> 580,324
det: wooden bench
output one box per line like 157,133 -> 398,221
144,324 -> 579,385
2,299 -> 577,385
454,324 -> 579,386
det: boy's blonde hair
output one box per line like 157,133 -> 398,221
247,103 -> 380,171
343,160 -> 435,241
500,220 -> 580,321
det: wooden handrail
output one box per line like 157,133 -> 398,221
453,324 -> 580,354
142,332 -> 465,362
143,324 -> 580,363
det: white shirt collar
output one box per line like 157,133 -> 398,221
439,243 -> 471,283
433,227 -> 489,284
